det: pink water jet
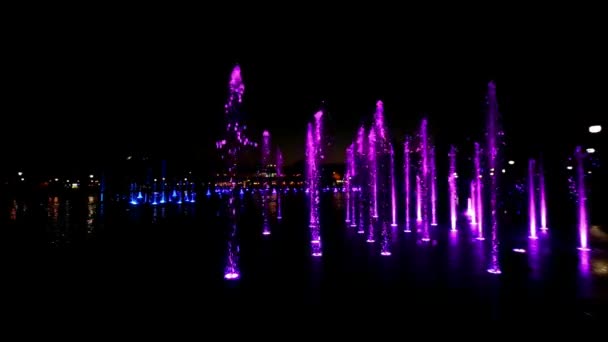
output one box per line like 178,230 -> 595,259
448,145 -> 457,231
404,137 -> 412,232
430,146 -> 438,226
575,146 -> 590,251
539,159 -> 548,231
474,142 -> 484,241
528,158 -> 538,239
390,143 -> 397,227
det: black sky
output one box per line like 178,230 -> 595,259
4,8 -> 606,175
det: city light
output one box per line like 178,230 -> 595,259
586,148 -> 595,153
89,174 -> 94,179
508,160 -> 515,165
567,166 -> 573,170
17,171 -> 23,176
589,125 -> 602,133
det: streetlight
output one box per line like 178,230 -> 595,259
586,148 -> 596,154
17,171 -> 23,176
89,174 -> 94,179
589,125 -> 602,133
508,160 -> 515,165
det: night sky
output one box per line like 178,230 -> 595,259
4,9 -> 606,175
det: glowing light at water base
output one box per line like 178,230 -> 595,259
575,146 -> 590,251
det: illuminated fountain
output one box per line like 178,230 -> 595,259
345,145 -> 353,224
390,143 -> 397,227
430,146 -> 438,226
356,126 -> 366,234
419,118 -> 431,242
575,146 -> 590,251
276,148 -> 283,220
217,64 -> 257,280
416,175 -> 422,223
347,143 -> 357,228
403,136 -> 412,232
380,222 -> 391,256
306,111 -> 324,257
539,159 -> 548,231
485,81 -> 502,274
448,145 -> 457,231
367,128 -> 377,242
528,158 -> 538,239
468,182 -> 476,224
369,128 -> 378,220
474,142 -> 484,240
262,192 -> 270,236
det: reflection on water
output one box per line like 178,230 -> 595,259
47,196 -> 69,247
87,196 -> 96,236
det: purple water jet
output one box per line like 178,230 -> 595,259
348,143 -> 357,228
474,142 -> 484,240
575,146 -> 590,251
380,222 -> 391,256
345,144 -> 353,223
369,128 -> 378,219
419,119 -> 430,242
276,148 -> 283,220
528,158 -> 538,239
485,81 -> 502,274
448,145 -> 457,231
404,137 -> 412,232
367,128 -> 377,242
416,175 -> 422,223
468,183 -> 476,224
218,65 -> 256,280
356,126 -> 366,234
306,111 -> 324,257
390,143 -> 397,227
430,146 -> 438,226
539,159 -> 548,231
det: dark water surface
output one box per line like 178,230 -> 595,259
2,191 -> 607,323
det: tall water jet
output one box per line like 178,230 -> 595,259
369,128 -> 378,219
430,146 -> 438,226
404,136 -> 412,232
485,81 -> 502,274
474,142 -> 484,240
539,159 -> 548,231
575,146 -> 590,251
416,175 -> 422,223
419,119 -> 431,242
367,128 -> 377,242
528,158 -> 538,239
448,145 -> 458,231
306,111 -> 324,257
217,64 -> 255,280
356,126 -> 366,233
390,143 -> 397,227
345,145 -> 353,223
347,143 -> 357,228
276,148 -> 283,220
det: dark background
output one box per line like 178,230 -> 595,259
3,6 -> 606,175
